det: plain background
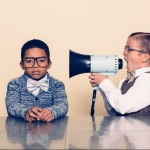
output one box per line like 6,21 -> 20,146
1,0 -> 150,117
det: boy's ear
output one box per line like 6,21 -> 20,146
142,53 -> 150,63
20,62 -> 25,70
48,60 -> 52,69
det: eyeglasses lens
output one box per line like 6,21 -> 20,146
23,57 -> 49,68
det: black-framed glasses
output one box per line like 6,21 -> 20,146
124,45 -> 150,54
22,56 -> 50,68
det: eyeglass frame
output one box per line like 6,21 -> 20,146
21,56 -> 51,68
124,45 -> 150,54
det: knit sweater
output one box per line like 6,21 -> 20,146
5,73 -> 68,120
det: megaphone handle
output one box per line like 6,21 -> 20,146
90,89 -> 97,116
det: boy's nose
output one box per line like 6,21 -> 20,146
33,60 -> 39,67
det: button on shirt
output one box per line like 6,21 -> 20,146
99,67 -> 150,114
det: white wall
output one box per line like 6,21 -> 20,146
1,0 -> 150,116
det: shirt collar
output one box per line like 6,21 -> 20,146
134,67 -> 150,77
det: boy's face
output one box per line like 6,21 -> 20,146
20,48 -> 51,80
123,37 -> 149,72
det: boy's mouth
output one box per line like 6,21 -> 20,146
32,71 -> 40,75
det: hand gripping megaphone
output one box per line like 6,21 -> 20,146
69,50 -> 123,116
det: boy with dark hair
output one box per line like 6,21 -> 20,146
89,32 -> 150,116
6,39 -> 68,122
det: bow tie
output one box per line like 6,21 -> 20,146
126,71 -> 135,82
27,79 -> 49,95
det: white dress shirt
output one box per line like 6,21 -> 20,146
99,67 -> 150,114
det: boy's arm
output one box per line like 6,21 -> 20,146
5,80 -> 31,119
48,82 -> 68,120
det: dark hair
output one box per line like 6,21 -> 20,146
129,32 -> 150,52
21,39 -> 50,59
129,32 -> 150,37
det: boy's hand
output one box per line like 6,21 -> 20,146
25,107 -> 43,122
89,73 -> 108,87
38,108 -> 54,122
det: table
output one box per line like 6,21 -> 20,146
0,116 -> 150,149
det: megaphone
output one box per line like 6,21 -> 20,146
69,50 -> 123,116
69,50 -> 123,78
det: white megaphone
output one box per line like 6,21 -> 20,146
69,50 -> 123,116
69,50 -> 123,77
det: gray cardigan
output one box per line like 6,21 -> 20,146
5,73 -> 68,120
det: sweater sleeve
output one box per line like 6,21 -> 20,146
48,82 -> 68,120
5,80 -> 31,119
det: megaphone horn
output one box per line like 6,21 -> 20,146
69,50 -> 91,78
